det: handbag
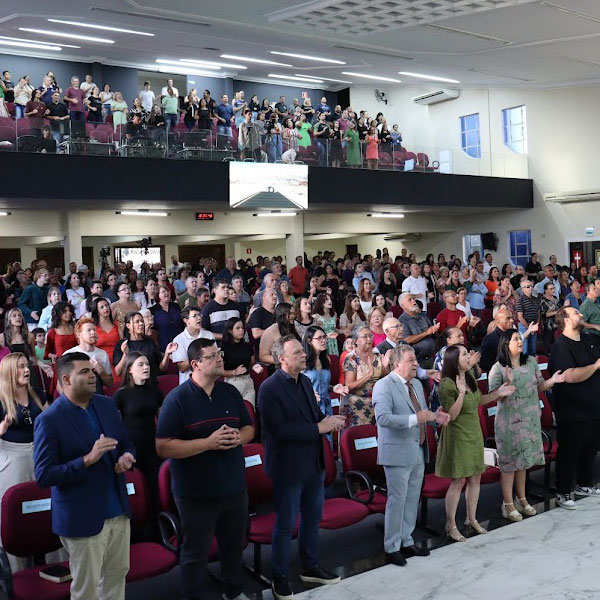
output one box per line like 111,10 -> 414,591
484,447 -> 499,467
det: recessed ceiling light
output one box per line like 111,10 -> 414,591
268,74 -> 323,83
270,51 -> 345,65
0,35 -> 80,48
253,212 -> 298,217
341,72 -> 401,83
220,54 -> 293,67
47,19 -> 154,36
19,28 -> 115,44
399,71 -> 460,83
425,24 -> 511,45
180,58 -> 247,69
295,75 -> 353,84
367,213 -> 405,219
117,210 -> 169,217
156,59 -> 221,70
0,39 -> 62,51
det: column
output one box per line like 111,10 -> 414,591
285,212 -> 305,269
64,211 -> 83,275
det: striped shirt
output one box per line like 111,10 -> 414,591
516,294 -> 540,323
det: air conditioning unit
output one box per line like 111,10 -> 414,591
412,89 -> 460,106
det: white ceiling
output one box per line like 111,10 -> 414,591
3,0 -> 600,89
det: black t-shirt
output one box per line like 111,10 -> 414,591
0,390 -> 44,443
379,280 -> 396,297
45,101 -> 69,131
549,333 -> 600,421
275,102 -> 288,115
315,122 -> 331,139
126,121 -> 143,139
113,337 -> 162,383
525,261 -> 542,274
221,341 -> 253,371
114,384 -> 163,441
248,306 -> 275,332
38,137 -> 57,153
155,378 -> 251,498
201,300 -> 240,335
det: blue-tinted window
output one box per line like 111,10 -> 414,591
508,230 -> 531,267
460,113 -> 481,158
502,106 -> 527,154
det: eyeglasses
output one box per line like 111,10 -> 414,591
522,285 -> 532,289
312,335 -> 327,341
358,334 -> 374,339
21,405 -> 32,426
201,350 -> 224,361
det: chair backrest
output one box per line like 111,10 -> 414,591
339,424 -> 383,481
390,305 -> 403,318
416,152 -> 430,167
322,438 -> 337,486
478,400 -> 497,441
328,354 -> 340,386
0,126 -> 16,143
427,301 -> 443,321
244,399 -> 257,433
90,129 -> 110,143
249,366 -> 268,396
480,308 -> 494,328
242,443 -> 273,507
124,468 -> 151,538
158,460 -> 177,514
157,374 -> 179,397
1,481 -> 61,557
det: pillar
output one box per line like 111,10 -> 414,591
285,213 -> 305,269
64,211 -> 83,275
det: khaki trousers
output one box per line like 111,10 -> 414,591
60,515 -> 130,600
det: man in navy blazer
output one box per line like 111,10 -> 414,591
34,352 -> 136,600
258,334 -> 345,600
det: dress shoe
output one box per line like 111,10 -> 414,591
401,545 -> 430,557
385,551 -> 407,566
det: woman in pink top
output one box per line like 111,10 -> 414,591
365,125 -> 380,169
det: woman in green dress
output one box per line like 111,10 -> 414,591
436,344 -> 515,542
344,119 -> 361,168
111,91 -> 128,133
312,293 -> 341,356
489,329 -> 564,521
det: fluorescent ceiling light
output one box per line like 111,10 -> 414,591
367,213 -> 405,219
156,59 -> 220,70
0,35 -> 80,48
341,72 -> 401,83
270,51 -> 345,65
220,54 -> 292,67
158,66 -> 221,77
253,212 -> 298,217
425,24 -> 511,45
0,211 -> 11,216
180,58 -> 247,69
117,210 -> 169,217
0,39 -> 62,51
295,75 -> 352,84
268,74 -> 323,83
19,28 -> 114,44
399,71 -> 460,84
48,19 -> 154,36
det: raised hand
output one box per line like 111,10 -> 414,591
333,383 -> 349,396
120,340 -> 128,355
497,381 -> 516,397
505,366 -> 514,386
457,315 -> 467,329
84,434 -> 118,467
165,342 -> 178,356
468,351 -> 481,368
0,414 -> 11,436
527,321 -> 539,335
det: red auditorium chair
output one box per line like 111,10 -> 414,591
539,391 -> 557,488
103,380 -> 121,397
427,301 -> 443,321
0,481 -> 70,600
390,305 -> 403,318
124,468 -> 178,583
0,117 -> 14,128
85,123 -> 95,137
479,308 -> 494,329
90,129 -> 110,143
244,400 -> 258,440
378,152 -> 393,169
339,425 -> 387,514
415,153 -> 439,173
476,400 -> 504,486
536,355 -> 550,380
243,443 -> 298,576
0,126 -> 16,146
157,374 -> 179,397
320,439 -> 369,530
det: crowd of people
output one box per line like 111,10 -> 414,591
0,69 -> 404,164
0,246 -> 599,600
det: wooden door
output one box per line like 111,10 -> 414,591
0,248 -> 22,270
36,247 -> 65,270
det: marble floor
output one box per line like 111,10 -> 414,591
262,497 -> 600,600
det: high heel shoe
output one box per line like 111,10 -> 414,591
445,524 -> 467,542
514,497 -> 536,516
501,502 -> 523,522
464,520 -> 488,534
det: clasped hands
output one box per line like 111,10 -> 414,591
206,424 -> 242,451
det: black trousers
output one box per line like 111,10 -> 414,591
174,492 -> 248,600
556,419 -> 600,494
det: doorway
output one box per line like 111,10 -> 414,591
114,245 -> 165,271
37,247 -> 64,270
568,241 -> 600,270
345,244 -> 358,258
0,248 -> 21,270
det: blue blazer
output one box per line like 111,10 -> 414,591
258,369 -> 325,484
34,394 -> 135,538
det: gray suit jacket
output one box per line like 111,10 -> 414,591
372,372 -> 429,467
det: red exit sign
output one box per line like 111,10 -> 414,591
195,212 -> 214,221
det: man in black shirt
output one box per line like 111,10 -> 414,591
38,125 -> 57,153
125,114 -> 143,141
156,338 -> 253,600
274,96 -> 288,119
524,252 -> 542,278
201,278 -> 240,340
2,71 -> 14,103
248,289 -> 276,340
46,91 -> 70,143
549,307 -> 600,510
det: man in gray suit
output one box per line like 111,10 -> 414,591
372,345 -> 450,566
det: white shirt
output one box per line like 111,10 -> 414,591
63,345 -> 111,376
391,371 -> 419,428
482,261 -> 496,275
80,81 -> 95,97
375,340 -> 428,380
401,275 -> 429,308
457,301 -> 473,319
161,86 -> 179,98
139,89 -> 155,112
171,327 -> 215,384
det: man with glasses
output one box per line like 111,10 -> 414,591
157,338 -> 254,600
535,264 -> 559,299
549,307 -> 600,509
517,279 -> 541,356
398,293 -> 439,365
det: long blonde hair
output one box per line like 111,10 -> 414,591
0,353 -> 43,423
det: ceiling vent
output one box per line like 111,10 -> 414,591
413,89 -> 459,106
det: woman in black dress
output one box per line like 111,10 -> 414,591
114,351 -> 163,514
85,86 -> 103,125
330,119 -> 343,168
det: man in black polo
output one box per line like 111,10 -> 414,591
46,90 -> 70,144
156,338 -> 254,600
247,288 -> 276,340
201,278 -> 240,340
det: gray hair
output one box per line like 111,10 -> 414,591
351,326 -> 371,341
388,344 -> 416,369
271,334 -> 297,368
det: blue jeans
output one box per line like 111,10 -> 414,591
14,104 -> 25,119
518,323 -> 537,356
266,135 -> 282,162
271,470 -> 325,577
165,113 -> 178,130
70,111 -> 85,122
316,139 -> 327,167
217,124 -> 232,137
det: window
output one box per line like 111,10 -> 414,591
114,246 -> 163,271
460,113 -> 481,158
502,105 -> 527,154
463,234 -> 482,262
508,230 -> 531,267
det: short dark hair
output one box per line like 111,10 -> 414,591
188,337 -> 217,363
440,344 -> 477,392
495,328 -> 527,367
212,277 -> 229,288
543,281 -> 555,291
57,352 -> 90,383
181,306 -> 200,321
555,307 -> 571,331
32,327 -> 45,336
